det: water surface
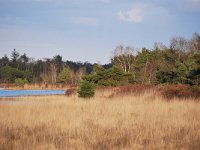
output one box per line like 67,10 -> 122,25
0,89 -> 65,97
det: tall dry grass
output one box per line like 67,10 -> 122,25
0,90 -> 200,150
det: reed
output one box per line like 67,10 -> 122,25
0,90 -> 200,150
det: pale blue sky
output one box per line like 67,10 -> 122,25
0,0 -> 200,64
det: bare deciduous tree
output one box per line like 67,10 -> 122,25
189,32 -> 200,53
170,36 -> 190,61
154,42 -> 167,51
170,36 -> 189,52
111,45 -> 136,72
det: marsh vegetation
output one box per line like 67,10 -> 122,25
0,89 -> 199,150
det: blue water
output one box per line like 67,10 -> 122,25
0,89 -> 65,97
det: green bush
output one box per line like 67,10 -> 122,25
15,78 -> 29,87
82,66 -> 130,87
78,80 -> 95,98
0,66 -> 32,83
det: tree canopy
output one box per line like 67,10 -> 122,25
0,33 -> 199,87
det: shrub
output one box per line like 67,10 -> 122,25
0,66 -> 32,83
14,78 -> 29,87
161,84 -> 200,100
83,67 -> 130,87
78,80 -> 95,98
162,84 -> 188,99
107,84 -> 154,98
65,88 -> 77,96
190,85 -> 200,97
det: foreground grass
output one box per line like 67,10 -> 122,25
0,91 -> 200,150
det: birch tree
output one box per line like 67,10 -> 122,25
111,45 -> 136,73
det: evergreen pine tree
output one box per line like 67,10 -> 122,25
78,80 -> 95,98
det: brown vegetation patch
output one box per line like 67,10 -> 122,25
96,84 -> 200,100
0,95 -> 200,149
65,88 -> 77,97
160,84 -> 200,100
96,84 -> 156,99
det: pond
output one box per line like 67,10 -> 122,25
0,89 -> 65,97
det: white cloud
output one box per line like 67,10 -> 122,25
73,17 -> 97,26
118,5 -> 145,23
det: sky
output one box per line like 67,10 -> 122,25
0,0 -> 200,64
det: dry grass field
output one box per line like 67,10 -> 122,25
0,89 -> 200,150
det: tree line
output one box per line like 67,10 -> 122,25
0,32 -> 199,87
0,50 -> 99,85
82,33 -> 200,87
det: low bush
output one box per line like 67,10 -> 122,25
161,84 -> 200,100
96,84 -> 200,100
14,78 -> 29,87
65,88 -> 77,96
189,85 -> 200,98
95,84 -> 155,98
112,84 -> 154,97
78,80 -> 95,98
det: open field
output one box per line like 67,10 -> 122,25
0,89 -> 200,150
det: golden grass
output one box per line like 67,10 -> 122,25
0,90 -> 200,150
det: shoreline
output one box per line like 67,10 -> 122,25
0,89 -> 66,99
0,83 -> 77,90
0,94 -> 67,100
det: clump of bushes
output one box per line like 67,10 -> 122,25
83,66 -> 132,87
78,80 -> 95,98
96,84 -> 200,100
107,84 -> 154,98
117,84 -> 153,95
14,78 -> 29,87
161,84 -> 200,100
